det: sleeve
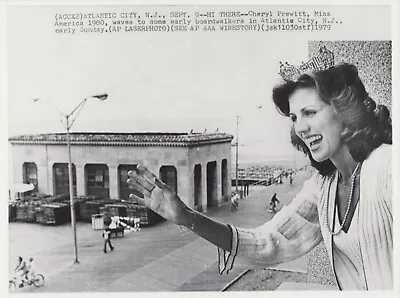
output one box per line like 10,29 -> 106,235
378,145 -> 392,211
218,172 -> 323,274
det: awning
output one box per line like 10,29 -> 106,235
12,183 -> 34,193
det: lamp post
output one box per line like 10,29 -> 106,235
33,93 -> 108,264
235,115 -> 239,195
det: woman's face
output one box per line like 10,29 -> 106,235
288,87 -> 344,162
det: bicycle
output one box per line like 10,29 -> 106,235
230,201 -> 239,212
9,273 -> 45,292
266,202 -> 279,213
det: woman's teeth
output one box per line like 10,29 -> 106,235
307,135 -> 322,150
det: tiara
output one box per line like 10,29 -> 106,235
279,45 -> 335,81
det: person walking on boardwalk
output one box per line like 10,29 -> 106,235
230,192 -> 239,212
101,228 -> 114,254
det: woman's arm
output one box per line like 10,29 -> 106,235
127,165 -> 323,271
179,207 -> 232,251
219,171 -> 324,272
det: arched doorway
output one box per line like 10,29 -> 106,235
194,164 -> 202,209
221,159 -> 228,200
207,161 -> 217,207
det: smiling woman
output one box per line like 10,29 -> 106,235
126,62 -> 392,291
273,63 -> 392,176
269,63 -> 392,289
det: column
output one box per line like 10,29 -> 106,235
12,161 -> 24,199
177,166 -> 190,207
75,164 -> 86,196
37,163 -> 49,195
108,165 -> 119,200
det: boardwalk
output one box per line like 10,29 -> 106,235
9,169 -> 335,292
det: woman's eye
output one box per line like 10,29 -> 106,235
305,110 -> 317,117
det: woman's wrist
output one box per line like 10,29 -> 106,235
180,207 -> 196,230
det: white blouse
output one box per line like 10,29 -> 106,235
332,203 -> 366,290
218,144 -> 392,290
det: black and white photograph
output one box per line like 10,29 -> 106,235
4,0 -> 398,294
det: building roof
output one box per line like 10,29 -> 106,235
8,132 -> 234,147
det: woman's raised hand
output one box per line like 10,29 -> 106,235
127,165 -> 190,226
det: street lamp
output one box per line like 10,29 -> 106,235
33,93 -> 108,264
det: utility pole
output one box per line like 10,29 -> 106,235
66,116 -> 79,264
235,115 -> 239,195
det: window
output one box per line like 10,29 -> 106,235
85,164 -> 110,198
119,165 -> 137,189
160,166 -> 178,194
53,163 -> 76,195
86,165 -> 109,188
23,162 -> 38,192
118,164 -> 139,200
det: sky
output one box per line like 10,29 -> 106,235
6,4 -> 392,165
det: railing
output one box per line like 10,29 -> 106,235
250,179 -> 270,187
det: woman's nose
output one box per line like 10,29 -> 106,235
294,118 -> 310,137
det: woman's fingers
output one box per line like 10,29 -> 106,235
127,170 -> 155,191
136,165 -> 166,189
127,166 -> 174,212
128,193 -> 147,206
132,172 -> 156,192
127,178 -> 153,198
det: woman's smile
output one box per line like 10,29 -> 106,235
303,134 -> 323,151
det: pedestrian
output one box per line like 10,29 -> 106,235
230,192 -> 239,212
101,228 -> 114,254
289,173 -> 293,184
127,61 -> 392,290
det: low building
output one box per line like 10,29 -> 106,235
9,132 -> 233,211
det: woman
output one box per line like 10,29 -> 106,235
127,63 -> 392,290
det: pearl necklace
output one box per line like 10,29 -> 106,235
325,163 -> 360,235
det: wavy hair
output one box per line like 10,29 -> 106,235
272,63 -> 392,176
